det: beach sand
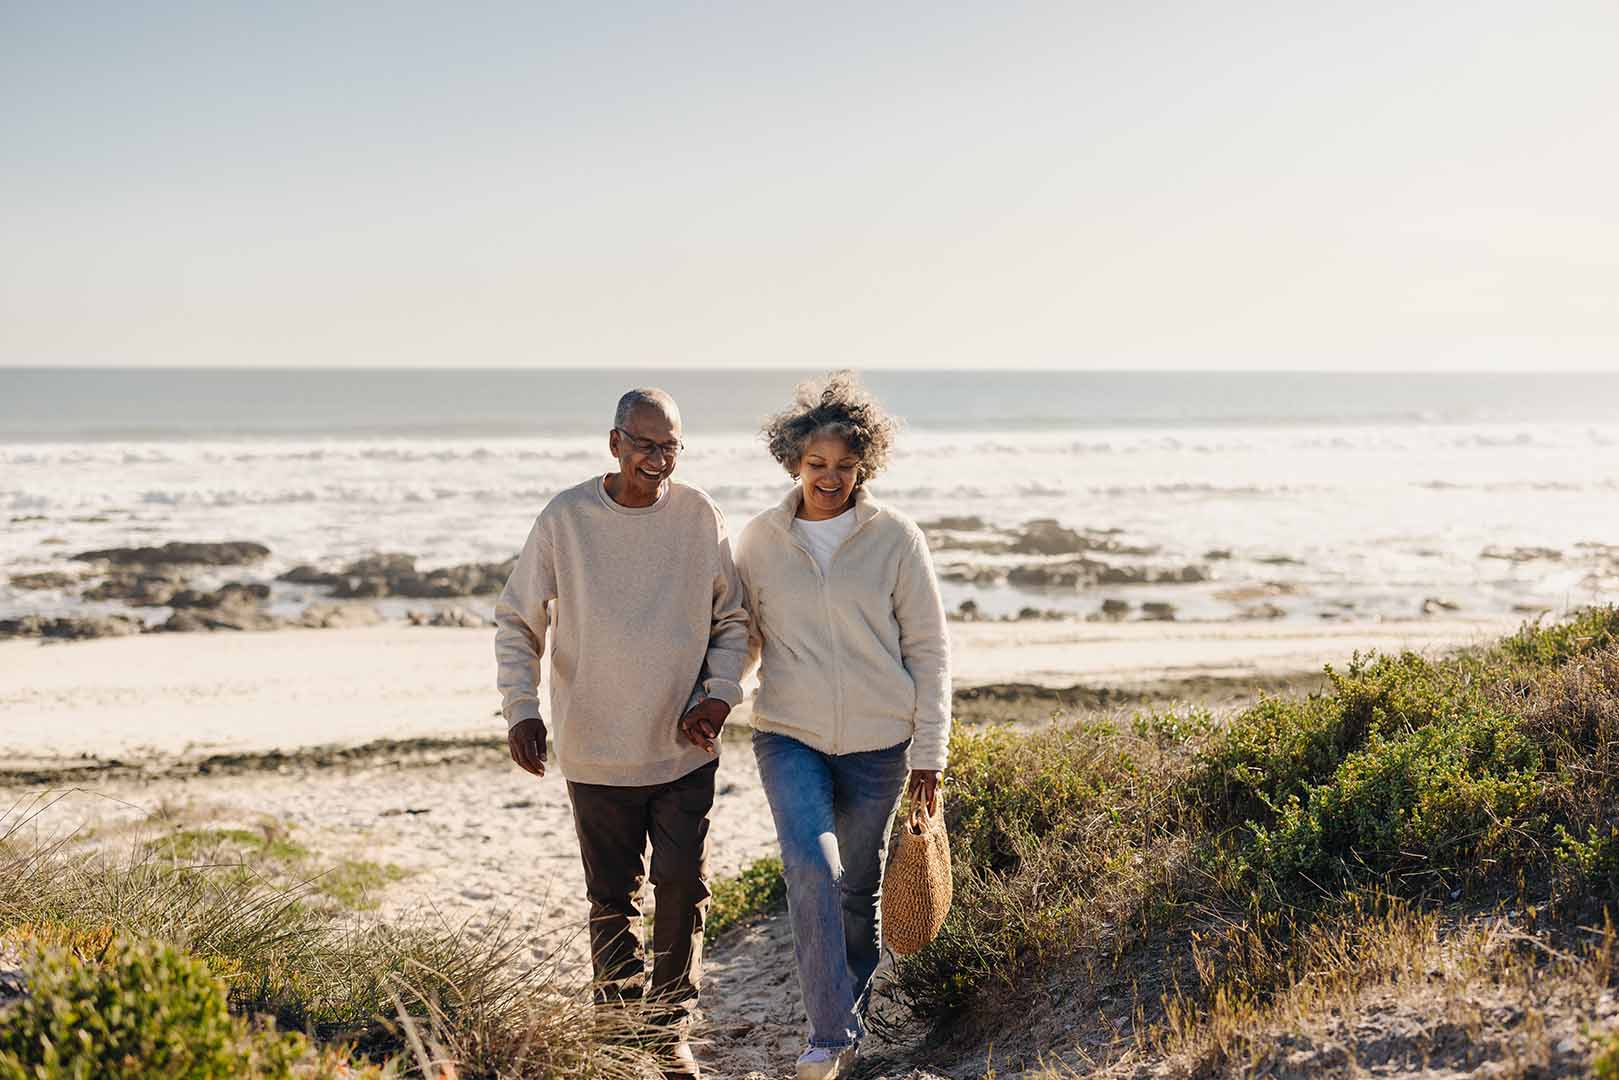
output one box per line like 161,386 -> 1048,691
0,615 -> 1523,1078
0,617 -> 1519,759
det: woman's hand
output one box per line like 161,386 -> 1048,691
908,769 -> 941,817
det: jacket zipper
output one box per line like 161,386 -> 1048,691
780,508 -> 877,755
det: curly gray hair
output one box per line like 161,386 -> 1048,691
761,371 -> 900,484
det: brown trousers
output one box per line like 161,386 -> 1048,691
566,758 -> 716,1014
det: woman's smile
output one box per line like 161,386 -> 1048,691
797,434 -> 859,521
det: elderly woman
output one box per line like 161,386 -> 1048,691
733,372 -> 950,1080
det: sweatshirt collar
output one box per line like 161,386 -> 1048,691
766,485 -> 882,533
596,474 -> 673,516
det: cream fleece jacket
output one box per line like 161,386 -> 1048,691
735,487 -> 952,771
494,477 -> 749,786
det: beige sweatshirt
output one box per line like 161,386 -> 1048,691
494,477 -> 749,786
735,487 -> 951,771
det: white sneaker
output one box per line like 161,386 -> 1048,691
795,1043 -> 857,1080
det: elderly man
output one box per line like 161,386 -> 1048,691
495,388 -> 748,1079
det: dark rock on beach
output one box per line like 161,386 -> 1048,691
8,571 -> 81,591
1006,560 -> 1210,588
344,553 -> 418,579
1421,597 -> 1462,615
0,614 -> 145,640
298,603 -> 383,629
948,598 -> 1065,623
168,582 -> 271,610
939,564 -> 1004,586
277,565 -> 346,587
917,515 -> 988,532
1007,519 -> 1159,557
408,606 -> 493,628
1007,560 -> 1105,588
1140,602 -> 1177,622
81,569 -> 190,606
1481,545 -> 1563,562
925,517 -> 1158,558
71,541 -> 271,567
160,583 -> 279,632
1099,598 -> 1131,620
326,554 -> 517,600
1006,520 -> 1098,556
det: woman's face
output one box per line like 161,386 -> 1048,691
797,433 -> 859,520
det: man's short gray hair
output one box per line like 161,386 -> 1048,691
614,388 -> 679,429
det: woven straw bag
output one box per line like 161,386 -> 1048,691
882,796 -> 952,956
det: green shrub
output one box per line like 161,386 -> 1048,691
893,609 -> 1619,1029
0,936 -> 372,1080
1498,606 -> 1619,667
1554,824 -> 1619,896
1247,708 -> 1542,894
945,722 -> 1142,875
1130,706 -> 1217,749
706,856 -> 785,942
1200,692 -> 1353,824
890,721 -> 1184,1018
1595,1029 -> 1619,1080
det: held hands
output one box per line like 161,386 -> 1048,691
679,698 -> 731,754
908,769 -> 941,818
508,716 -> 548,777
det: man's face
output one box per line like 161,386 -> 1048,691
609,406 -> 683,502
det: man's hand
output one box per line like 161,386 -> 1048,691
908,769 -> 941,818
508,716 -> 549,777
678,698 -> 730,755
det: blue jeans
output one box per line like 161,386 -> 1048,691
752,730 -> 911,1049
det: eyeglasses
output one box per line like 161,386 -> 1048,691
614,427 -> 685,458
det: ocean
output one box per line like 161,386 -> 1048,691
3,368 -> 1617,625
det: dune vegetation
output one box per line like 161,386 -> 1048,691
3,610 -> 1617,1077
878,606 -> 1619,1076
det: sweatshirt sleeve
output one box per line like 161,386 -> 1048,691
494,516 -> 557,728
699,513 -> 750,708
734,524 -> 765,685
893,524 -> 952,771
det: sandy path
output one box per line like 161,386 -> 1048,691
0,617 -> 1518,760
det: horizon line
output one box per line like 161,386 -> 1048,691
2,365 -> 1611,376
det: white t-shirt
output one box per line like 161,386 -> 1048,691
791,508 -> 858,577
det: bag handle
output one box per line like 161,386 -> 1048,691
907,790 -> 943,834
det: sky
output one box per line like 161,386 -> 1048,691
4,1 -> 1617,371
